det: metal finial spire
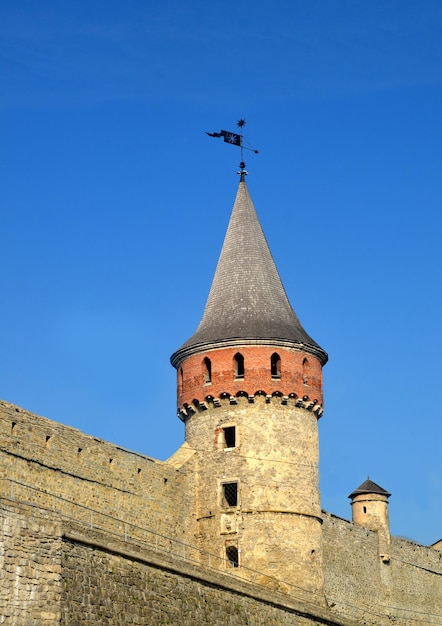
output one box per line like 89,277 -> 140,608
237,161 -> 248,181
236,119 -> 247,180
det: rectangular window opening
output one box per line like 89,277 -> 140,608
222,482 -> 238,507
226,545 -> 239,568
223,426 -> 236,448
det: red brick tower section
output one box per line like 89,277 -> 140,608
176,345 -> 323,420
171,178 -> 328,598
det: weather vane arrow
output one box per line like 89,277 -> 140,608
205,119 -> 259,179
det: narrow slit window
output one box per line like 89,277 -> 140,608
234,353 -> 244,379
226,546 -> 239,568
203,357 -> 212,383
223,426 -> 236,448
271,353 -> 281,378
222,482 -> 238,507
179,367 -> 184,393
302,357 -> 310,385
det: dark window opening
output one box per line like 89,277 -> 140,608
363,506 -> 367,514
222,482 -> 238,507
234,353 -> 244,379
271,353 -> 281,378
179,367 -> 184,393
302,357 -> 310,385
203,357 -> 212,383
223,426 -> 236,448
226,546 -> 239,568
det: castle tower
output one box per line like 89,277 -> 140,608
349,478 -> 391,562
170,178 -> 328,596
349,478 -> 391,534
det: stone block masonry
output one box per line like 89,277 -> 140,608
322,512 -> 442,625
1,398 -> 441,625
61,521 -> 350,626
0,399 -> 195,545
0,500 -> 62,624
0,498 -> 349,625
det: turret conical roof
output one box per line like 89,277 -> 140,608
348,479 -> 391,499
171,180 -> 327,367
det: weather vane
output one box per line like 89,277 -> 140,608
206,119 -> 259,180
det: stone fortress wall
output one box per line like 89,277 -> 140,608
0,399 -> 195,550
0,393 -> 346,626
322,512 -> 442,624
1,497 -> 350,626
1,398 -> 441,625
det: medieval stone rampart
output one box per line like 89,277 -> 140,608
61,521 -> 348,626
0,499 -> 62,624
1,399 -> 441,625
1,497 -> 350,625
0,399 -> 195,545
322,512 -> 442,624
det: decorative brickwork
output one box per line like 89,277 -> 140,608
177,345 -> 323,416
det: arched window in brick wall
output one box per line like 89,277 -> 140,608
203,357 -> 212,384
302,358 -> 310,385
234,353 -> 245,379
271,353 -> 281,379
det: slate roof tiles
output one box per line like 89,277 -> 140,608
171,180 -> 327,367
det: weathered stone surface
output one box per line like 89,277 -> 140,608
322,512 -> 442,624
0,399 -> 196,546
0,501 -> 62,625
61,523 -> 346,626
185,395 -> 324,596
1,399 -> 441,625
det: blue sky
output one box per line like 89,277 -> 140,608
1,1 -> 441,546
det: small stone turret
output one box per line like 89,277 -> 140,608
171,179 -> 327,597
349,478 -> 391,562
349,478 -> 391,533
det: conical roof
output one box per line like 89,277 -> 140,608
171,180 -> 327,367
348,478 -> 391,499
